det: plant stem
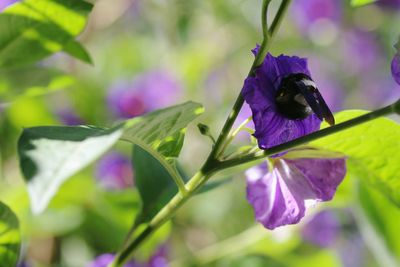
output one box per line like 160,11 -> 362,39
216,99 -> 400,171
209,0 -> 291,161
217,116 -> 252,157
112,171 -> 212,267
111,1 -> 292,265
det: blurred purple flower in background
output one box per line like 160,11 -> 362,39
376,0 -> 400,9
147,245 -> 169,267
0,0 -> 17,11
95,152 -> 133,190
87,253 -> 139,267
292,0 -> 341,29
246,148 -> 346,230
302,209 -> 340,247
107,70 -> 182,119
291,0 -> 341,44
391,53 -> 400,85
358,75 -> 400,107
341,30 -> 382,75
17,261 -> 31,267
56,108 -> 85,126
242,52 -> 322,149
88,246 -> 169,267
308,57 -> 344,112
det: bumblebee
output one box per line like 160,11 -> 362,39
275,73 -> 335,126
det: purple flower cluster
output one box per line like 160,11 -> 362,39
107,70 -> 182,119
246,148 -> 346,229
95,152 -> 133,190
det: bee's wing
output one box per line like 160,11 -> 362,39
313,89 -> 335,126
296,80 -> 335,126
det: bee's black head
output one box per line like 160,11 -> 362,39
275,73 -> 335,125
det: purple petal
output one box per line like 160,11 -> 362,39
246,163 -> 311,229
0,0 -> 17,11
251,44 -> 261,56
285,157 -> 346,200
242,53 -> 321,150
246,150 -> 346,229
391,53 -> 400,86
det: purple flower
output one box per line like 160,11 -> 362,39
291,0 -> 341,31
242,53 -> 322,149
147,245 -> 169,267
56,108 -> 84,125
95,152 -> 134,190
246,148 -> 346,230
88,246 -> 169,267
17,261 -> 31,267
0,0 -> 17,11
391,53 -> 400,86
107,70 -> 182,119
87,253 -> 139,267
301,209 -> 340,247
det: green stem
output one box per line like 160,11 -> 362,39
216,100 -> 400,171
112,171 -> 212,267
209,0 -> 290,161
111,1 -> 292,266
217,116 -> 252,157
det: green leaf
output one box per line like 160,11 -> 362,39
17,102 -> 203,215
18,125 -> 123,214
0,66 -> 75,103
0,202 -> 20,267
63,39 -> 93,65
350,0 -> 377,7
122,101 -> 204,157
356,179 -> 400,266
122,101 -> 204,182
312,110 -> 400,205
132,145 -> 179,224
0,0 -> 93,68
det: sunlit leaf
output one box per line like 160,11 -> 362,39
312,110 -> 400,206
0,66 -> 75,104
17,102 -> 203,215
18,125 -> 123,214
0,202 -> 20,267
121,101 -> 204,158
0,0 -> 93,68
356,179 -> 400,266
350,0 -> 377,7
